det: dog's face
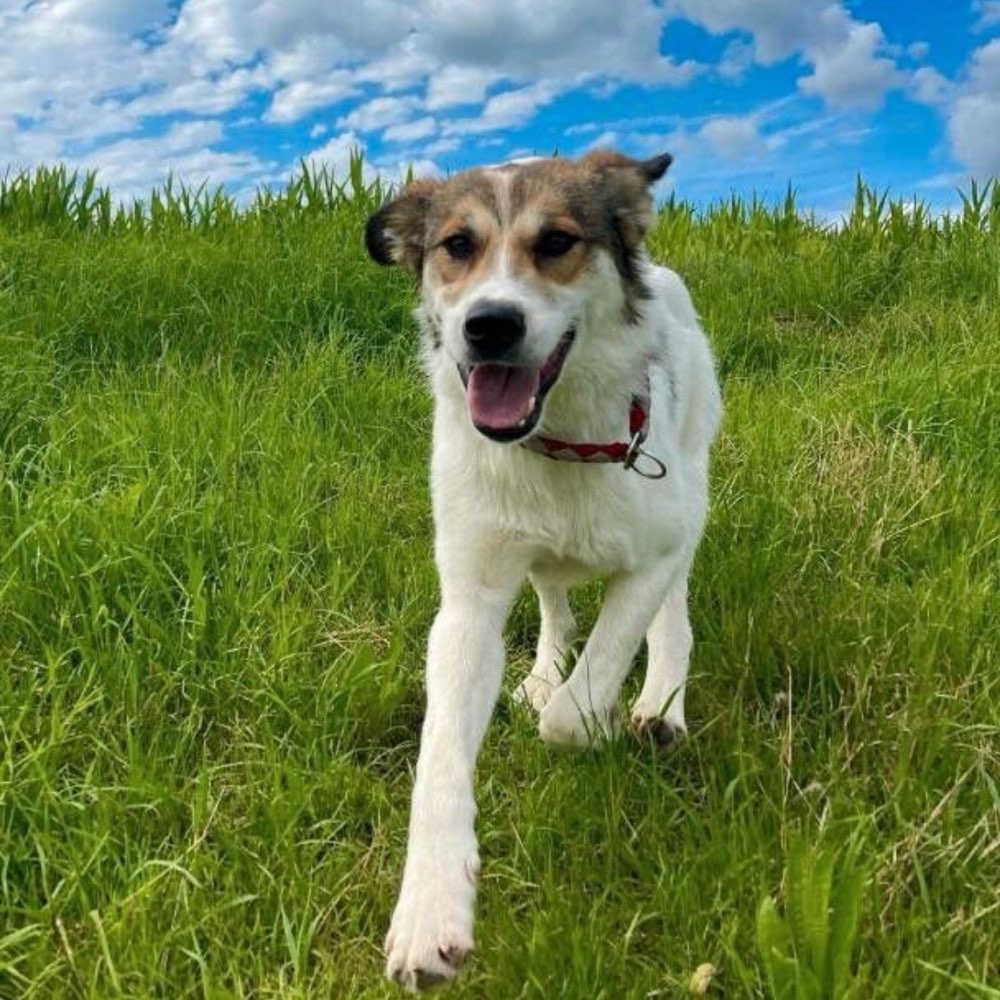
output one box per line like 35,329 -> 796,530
366,151 -> 670,442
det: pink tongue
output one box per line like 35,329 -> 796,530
467,365 -> 541,430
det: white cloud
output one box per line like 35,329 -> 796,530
584,126 -> 686,165
1,2 -> 155,122
383,117 -> 438,144
266,73 -> 359,123
972,1 -> 1000,31
306,131 -> 441,187
379,157 -> 442,182
353,36 -> 439,95
0,0 -> 970,206
668,0 -> 832,62
584,129 -> 623,152
797,19 -> 901,110
911,66 -> 954,108
670,0 -> 903,109
306,131 -> 369,180
699,114 -> 764,160
0,0 -> 703,180
718,38 -> 755,81
337,96 -> 423,134
946,39 -> 1000,178
442,80 -> 561,136
169,0 -> 415,66
70,119 -> 272,203
418,0 -> 692,85
129,66 -> 274,121
0,0 -> 706,198
565,122 -> 601,136
420,136 -> 461,156
425,65 -> 497,110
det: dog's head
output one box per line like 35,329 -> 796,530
365,151 -> 670,442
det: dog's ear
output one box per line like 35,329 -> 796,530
582,150 -> 672,249
365,179 -> 440,275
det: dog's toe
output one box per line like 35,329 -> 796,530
387,936 -> 470,993
632,715 -> 687,751
513,675 -> 557,713
413,967 -> 448,991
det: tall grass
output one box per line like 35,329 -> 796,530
1,160 -> 997,998
0,153 -> 389,235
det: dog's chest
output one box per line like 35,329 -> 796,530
437,450 -> 684,578
511,499 -> 638,574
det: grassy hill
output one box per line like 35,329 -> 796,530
1,163 -> 997,998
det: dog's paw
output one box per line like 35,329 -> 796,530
538,684 -> 619,749
512,672 -> 558,713
632,715 -> 686,750
385,858 -> 477,992
630,709 -> 687,751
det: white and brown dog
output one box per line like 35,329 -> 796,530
365,150 -> 722,991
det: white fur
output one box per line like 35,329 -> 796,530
384,185 -> 722,989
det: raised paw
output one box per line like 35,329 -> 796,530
385,859 -> 477,991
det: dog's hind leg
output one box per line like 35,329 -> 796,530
630,578 -> 692,748
513,576 -> 576,712
538,557 -> 682,749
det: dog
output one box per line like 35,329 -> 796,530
365,150 -> 722,991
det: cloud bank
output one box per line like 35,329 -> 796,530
1,1 -> 997,205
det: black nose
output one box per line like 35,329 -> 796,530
463,302 -> 525,360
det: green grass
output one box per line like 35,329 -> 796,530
1,164 -> 998,998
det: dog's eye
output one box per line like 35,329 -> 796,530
535,230 -> 579,259
441,232 -> 475,261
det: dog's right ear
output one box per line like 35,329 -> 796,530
365,179 -> 440,276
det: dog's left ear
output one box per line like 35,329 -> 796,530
365,179 -> 441,276
582,150 -> 672,249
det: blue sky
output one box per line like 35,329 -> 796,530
2,1 -> 999,215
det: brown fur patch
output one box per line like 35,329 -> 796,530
504,155 -> 664,318
365,179 -> 441,274
365,150 -> 672,322
507,207 -> 590,287
425,178 -> 505,305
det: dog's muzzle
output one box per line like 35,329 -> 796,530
463,302 -> 526,362
459,329 -> 575,442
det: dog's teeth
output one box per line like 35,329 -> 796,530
516,396 -> 537,428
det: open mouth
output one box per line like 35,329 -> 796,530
459,330 -> 575,442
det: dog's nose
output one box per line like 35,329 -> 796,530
463,302 -> 525,360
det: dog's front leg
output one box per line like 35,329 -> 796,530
538,558 -> 681,749
385,582 -> 514,991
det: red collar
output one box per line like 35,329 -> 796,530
519,380 -> 667,479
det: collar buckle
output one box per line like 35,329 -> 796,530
623,431 -> 667,479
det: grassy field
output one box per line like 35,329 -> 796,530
1,163 -> 998,998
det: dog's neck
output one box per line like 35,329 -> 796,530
533,302 -> 654,445
534,354 -> 649,444
533,253 -> 656,444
